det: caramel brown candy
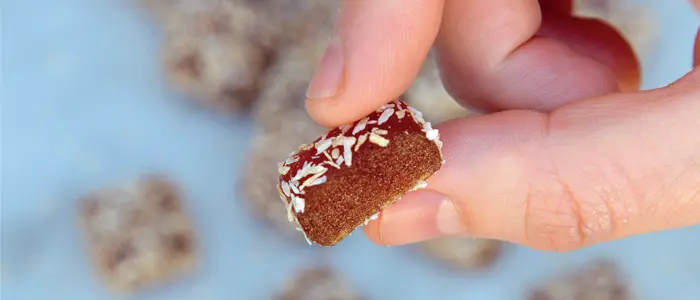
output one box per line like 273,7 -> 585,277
527,259 -> 635,300
273,266 -> 363,300
78,175 -> 197,293
142,0 -> 272,113
278,100 -> 444,246
419,238 -> 503,270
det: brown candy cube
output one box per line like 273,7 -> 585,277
278,100 -> 444,246
420,237 -> 503,270
78,175 -> 197,292
273,266 -> 364,300
527,259 -> 635,300
142,0 -> 272,113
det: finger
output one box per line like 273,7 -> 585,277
365,68 -> 700,251
694,27 -> 699,67
539,0 -> 572,14
434,0 -> 639,113
305,0 -> 444,128
537,7 -> 641,93
692,0 -> 700,67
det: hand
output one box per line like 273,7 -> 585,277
304,0 -> 700,252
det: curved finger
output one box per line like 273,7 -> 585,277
364,68 -> 700,251
537,7 -> 640,93
694,27 -> 699,67
305,0 -> 444,128
434,0 -> 638,113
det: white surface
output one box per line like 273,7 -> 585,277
3,0 -> 700,299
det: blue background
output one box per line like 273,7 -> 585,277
3,0 -> 700,299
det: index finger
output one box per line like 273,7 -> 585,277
304,0 -> 444,128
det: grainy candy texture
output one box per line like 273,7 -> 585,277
419,238 -> 503,270
273,266 -> 363,300
278,100 -> 444,246
528,259 -> 635,300
78,176 -> 197,293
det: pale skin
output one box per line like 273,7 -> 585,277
305,0 -> 700,252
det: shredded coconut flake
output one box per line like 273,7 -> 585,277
373,129 -> 388,135
281,181 -> 291,197
355,134 -> 368,151
426,129 -> 439,141
290,182 -> 300,194
343,137 -> 356,167
412,180 -> 428,190
279,165 -> 290,175
335,155 -> 344,166
293,196 -> 305,213
377,108 -> 394,125
363,212 -> 381,225
285,156 -> 299,165
396,110 -> 406,119
286,202 -> 295,222
309,175 -> 327,187
302,169 -> 328,188
322,151 -> 333,161
315,138 -> 333,154
408,106 -> 426,124
352,117 -> 369,135
369,133 -> 390,147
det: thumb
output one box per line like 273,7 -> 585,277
304,0 -> 443,128
364,68 -> 700,252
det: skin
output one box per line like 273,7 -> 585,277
305,0 -> 700,252
693,26 -> 700,67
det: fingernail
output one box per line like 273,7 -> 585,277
436,198 -> 466,235
377,191 -> 451,246
306,39 -> 344,100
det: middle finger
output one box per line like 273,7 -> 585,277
434,0 -> 640,113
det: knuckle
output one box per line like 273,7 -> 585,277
523,177 -> 616,252
521,114 -> 621,252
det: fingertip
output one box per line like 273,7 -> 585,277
305,96 -> 349,129
305,0 -> 443,128
361,219 -> 384,246
363,190 -> 451,246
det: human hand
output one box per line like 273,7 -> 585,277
304,0 -> 700,252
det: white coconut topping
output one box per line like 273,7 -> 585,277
277,100 -> 445,245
